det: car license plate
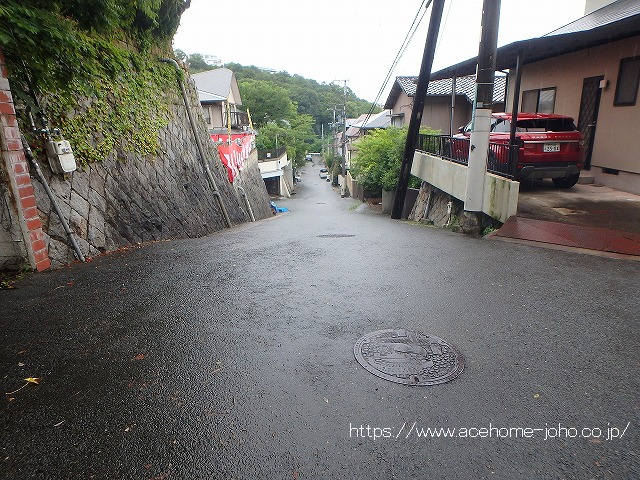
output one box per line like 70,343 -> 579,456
543,143 -> 560,152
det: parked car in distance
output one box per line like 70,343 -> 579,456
456,113 -> 583,187
319,168 -> 328,179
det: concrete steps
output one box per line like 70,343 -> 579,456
578,171 -> 595,184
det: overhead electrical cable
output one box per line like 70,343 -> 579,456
355,0 -> 434,137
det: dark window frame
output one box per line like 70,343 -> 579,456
520,87 -> 558,113
521,87 -> 556,113
614,56 -> 640,107
537,87 -> 557,113
521,89 -> 539,113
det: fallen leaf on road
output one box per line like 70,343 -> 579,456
212,368 -> 222,373
5,377 -> 41,396
323,397 -> 328,404
67,281 -> 74,286
54,420 -> 65,427
17,362 -> 24,367
533,393 -> 540,398
133,354 -> 145,361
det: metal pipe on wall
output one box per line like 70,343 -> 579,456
21,135 -> 86,262
236,186 -> 255,222
160,58 -> 232,229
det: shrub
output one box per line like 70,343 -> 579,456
350,127 -> 438,192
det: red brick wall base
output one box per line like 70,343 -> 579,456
0,52 -> 50,271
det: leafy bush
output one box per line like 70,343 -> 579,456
0,1 -> 188,93
350,127 -> 438,192
0,1 -> 189,165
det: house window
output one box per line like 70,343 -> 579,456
614,56 -> 640,106
391,113 -> 404,127
521,87 -> 556,113
203,106 -> 211,125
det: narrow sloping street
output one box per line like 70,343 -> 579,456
2,162 -> 639,479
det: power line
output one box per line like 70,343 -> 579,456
355,0 -> 433,137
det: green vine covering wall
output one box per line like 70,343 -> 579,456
0,0 -> 190,165
44,60 -> 176,165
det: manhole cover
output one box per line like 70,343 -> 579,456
317,234 -> 355,238
354,329 -> 464,386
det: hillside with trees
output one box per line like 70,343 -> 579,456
175,54 -> 379,167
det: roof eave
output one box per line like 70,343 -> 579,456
430,15 -> 640,80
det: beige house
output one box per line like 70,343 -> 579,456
430,0 -> 640,194
384,75 -> 506,134
192,67 -> 250,133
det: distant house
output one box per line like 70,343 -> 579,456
384,75 -> 506,133
429,0 -> 640,194
344,110 -> 392,167
258,149 -> 294,197
192,67 -> 250,133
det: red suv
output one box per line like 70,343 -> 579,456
457,113 -> 583,187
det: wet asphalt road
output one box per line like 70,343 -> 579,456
1,162 -> 639,479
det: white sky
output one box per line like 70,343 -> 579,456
173,0 -> 586,103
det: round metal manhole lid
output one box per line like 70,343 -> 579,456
354,329 -> 464,386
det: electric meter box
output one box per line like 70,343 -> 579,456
46,139 -> 77,174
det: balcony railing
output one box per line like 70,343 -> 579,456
416,134 -> 517,179
229,111 -> 250,129
258,146 -> 286,160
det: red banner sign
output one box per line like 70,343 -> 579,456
211,133 -> 255,183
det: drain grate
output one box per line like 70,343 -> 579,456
354,329 -> 464,386
317,234 -> 355,238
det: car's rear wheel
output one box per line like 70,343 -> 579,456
552,173 -> 580,188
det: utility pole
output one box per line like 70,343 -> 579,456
391,0 -> 445,219
464,0 -> 501,212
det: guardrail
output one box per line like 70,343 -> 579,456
258,146 -> 286,160
416,134 -> 517,179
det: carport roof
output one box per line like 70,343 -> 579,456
429,0 -> 640,80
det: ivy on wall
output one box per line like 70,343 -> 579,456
0,0 -> 190,165
45,59 -> 176,165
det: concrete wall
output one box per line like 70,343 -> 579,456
506,34 -> 640,193
0,61 -> 270,269
234,148 -> 273,220
411,151 -> 519,223
381,188 -> 418,218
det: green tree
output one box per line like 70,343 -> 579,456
350,127 -> 437,192
173,48 -> 187,62
187,53 -> 212,73
226,62 -> 379,135
239,79 -> 297,127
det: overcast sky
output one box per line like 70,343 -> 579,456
173,0 -> 586,103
